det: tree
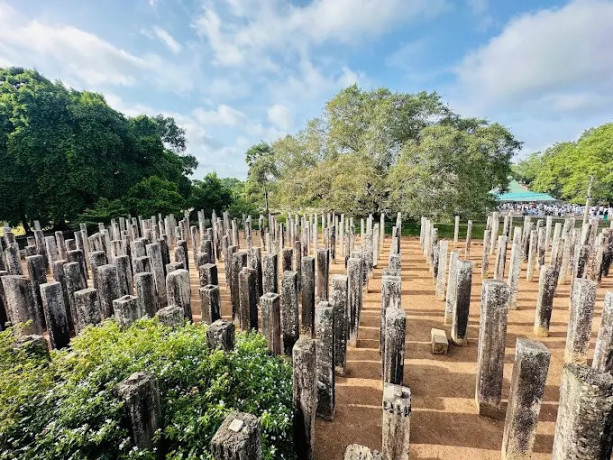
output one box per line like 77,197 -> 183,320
245,142 -> 278,215
126,176 -> 185,217
189,173 -> 234,217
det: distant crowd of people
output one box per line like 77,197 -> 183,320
498,202 -> 613,221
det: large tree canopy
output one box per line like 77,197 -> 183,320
0,67 -> 196,230
246,85 -> 520,219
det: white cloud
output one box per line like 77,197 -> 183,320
467,0 -> 487,15
192,104 -> 249,127
267,104 -> 293,132
152,26 -> 182,54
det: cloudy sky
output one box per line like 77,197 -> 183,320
1,0 -> 612,178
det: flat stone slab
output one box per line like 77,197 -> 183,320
431,328 -> 449,355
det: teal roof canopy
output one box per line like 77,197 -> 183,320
493,180 -> 557,202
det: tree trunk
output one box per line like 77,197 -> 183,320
21,214 -> 31,235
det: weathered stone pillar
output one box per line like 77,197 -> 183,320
481,228 -> 491,278
301,256 -> 316,338
260,292 -> 281,355
117,372 -> 161,450
26,254 -> 47,328
565,278 -> 597,364
382,383 -> 411,460
97,264 -> 120,319
198,263 -> 218,288
210,412 -> 262,460
494,235 -> 508,280
593,291 -> 613,373
114,254 -> 133,296
4,243 -> 22,275
465,220 -> 473,257
526,230 -> 538,281
156,304 -> 184,327
451,260 -> 472,346
507,227 -> 523,309
247,247 -> 263,299
380,275 -> 402,354
348,256 -> 363,346
239,267 -> 258,332
207,319 -> 235,351
551,364 -> 613,459
453,215 -> 460,245
293,337 -> 317,460
261,253 -> 278,294
145,243 -> 167,308
133,256 -> 151,276
435,240 -> 448,299
316,248 -> 330,303
501,338 -> 550,460
282,247 -> 293,273
199,284 -> 221,325
316,301 -> 335,420
40,281 -> 70,349
135,272 -> 157,318
533,264 -> 558,337
475,279 -> 510,418
490,211 -> 499,255
166,269 -> 192,321
73,287 -> 101,333
281,270 -> 299,356
66,249 -> 87,288
331,274 -> 348,375
345,445 -> 382,459
113,295 -> 143,327
384,307 -> 406,385
444,251 -> 459,324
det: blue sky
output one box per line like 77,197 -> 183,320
1,0 -> 612,179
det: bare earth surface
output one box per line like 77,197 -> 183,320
188,234 -> 612,460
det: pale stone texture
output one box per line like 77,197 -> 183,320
210,412 -> 262,460
316,301 -> 335,420
40,281 -> 70,349
261,292 -> 281,355
281,271 -> 300,356
565,278 -> 597,364
382,383 -> 411,460
593,291 -> 613,373
533,264 -> 558,337
207,320 -> 235,351
293,337 -> 317,460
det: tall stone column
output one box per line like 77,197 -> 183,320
145,242 -> 167,308
507,227 -> 523,309
382,383 -> 411,460
551,364 -> 613,459
316,301 -> 335,420
198,263 -> 218,287
39,281 -> 70,349
331,274 -> 349,375
533,264 -> 558,337
494,235 -> 508,280
210,412 -> 262,460
451,260 -> 472,346
526,230 -> 538,281
282,247 -> 294,273
593,291 -> 613,373
207,320 -> 235,351
261,292 -> 281,355
114,254 -> 133,296
565,278 -> 596,364
453,215 -> 460,245
501,339 -> 550,460
135,272 -> 157,318
231,251 -> 248,321
262,253 -> 278,294
166,269 -> 192,321
316,248 -> 330,303
481,229 -> 491,278
247,247 -> 263,299
301,257 -> 316,338
475,279 -> 510,418
435,240 -> 448,299
444,251 -> 459,324
293,337 -> 317,460
26,254 -> 47,330
490,211 -> 499,255
98,264 -> 120,319
281,271 -> 299,356
383,307 -> 406,385
380,275 -> 402,355
73,287 -> 101,333
465,220 -> 473,257
347,256 -> 363,346
117,372 -> 161,450
239,267 -> 258,332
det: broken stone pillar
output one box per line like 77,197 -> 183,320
494,235 -> 508,280
380,275 -> 402,355
451,260 -> 473,346
301,256 -> 316,338
156,304 -> 184,327
261,252 -> 278,295
533,264 -> 558,337
113,295 -> 143,327
384,307 -> 406,385
565,278 -> 597,364
551,364 -> 613,459
166,269 -> 192,321
199,284 -> 221,325
347,256 -> 363,346
507,227 -> 523,309
293,337 -> 317,460
382,383 -> 411,460
114,254 -> 133,296
73,287 -> 101,333
501,339 -> 550,460
145,243 -> 167,308
117,372 -> 162,450
281,270 -> 300,356
40,281 -> 70,349
465,220 -> 473,257
261,292 -> 281,355
593,291 -> 613,373
238,267 -> 258,332
210,412 -> 262,460
475,279 -> 510,418
207,319 -> 235,351
316,248 -> 330,303
345,445 -> 382,460
133,256 -> 151,275
435,240 -> 448,299
316,301 -> 335,420
135,272 -> 157,318
97,264 -> 121,319
331,274 -> 348,375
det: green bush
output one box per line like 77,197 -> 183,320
0,319 -> 294,459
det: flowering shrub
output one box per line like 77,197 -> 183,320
0,319 -> 294,459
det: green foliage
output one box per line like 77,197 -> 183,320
0,319 -> 294,459
245,143 -> 278,214
0,67 -> 196,230
189,173 -> 234,217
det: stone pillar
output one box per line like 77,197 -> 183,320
316,248 -> 330,303
39,281 -> 70,349
4,243 -> 22,275
166,269 -> 192,321
73,287 -> 101,333
382,383 -> 411,460
344,445 -> 382,459
347,256 -> 363,346
475,279 -> 510,418
145,243 -> 167,308
494,235 -> 508,280
331,274 -> 349,375
66,249 -> 87,289
533,264 -> 558,337
262,253 -> 278,295
113,295 -> 143,327
157,305 -> 185,327
293,337 -> 317,460
551,364 -> 613,459
282,247 -> 293,273
135,272 -> 157,318
465,220 -> 473,257
316,301 -> 335,420
239,267 -> 258,332
380,275 -> 402,354
117,372 -> 161,450
593,291 -> 613,373
114,254 -> 133,296
247,247 -> 263,299
261,292 -> 281,355
453,215 -> 460,245
481,229 -> 491,279
526,230 -> 538,281
507,228 -> 523,309
97,264 -> 120,319
133,256 -> 151,275
26,254 -> 47,329
451,260 -> 473,346
281,271 -> 300,356
565,278 -> 597,364
301,256 -> 316,338
210,412 -> 262,460
501,339 -> 550,460
384,307 -> 406,385
444,251 -> 459,324
207,319 -> 235,351
435,240 -> 448,299
490,211 -> 499,255
199,284 -> 221,325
